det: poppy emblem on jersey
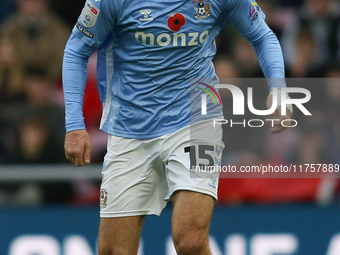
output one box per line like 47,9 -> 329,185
167,13 -> 186,32
193,0 -> 210,19
100,189 -> 108,209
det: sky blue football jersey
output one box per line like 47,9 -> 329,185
63,0 -> 285,138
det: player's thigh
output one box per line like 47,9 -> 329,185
163,118 -> 224,201
171,190 -> 214,243
98,216 -> 145,255
100,134 -> 168,217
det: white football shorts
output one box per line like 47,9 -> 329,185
99,117 -> 225,218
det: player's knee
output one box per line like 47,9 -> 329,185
98,244 -> 121,255
98,242 -> 135,255
98,243 -> 112,255
173,231 -> 209,255
98,248 -> 124,255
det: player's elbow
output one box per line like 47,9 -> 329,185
249,28 -> 278,47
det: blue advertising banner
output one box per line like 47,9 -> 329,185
0,205 -> 340,255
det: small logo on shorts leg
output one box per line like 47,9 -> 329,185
208,177 -> 217,189
100,189 -> 108,208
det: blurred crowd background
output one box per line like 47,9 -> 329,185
0,0 -> 339,206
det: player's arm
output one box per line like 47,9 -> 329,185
251,28 -> 292,134
63,36 -> 94,166
225,0 -> 291,133
63,0 -> 117,166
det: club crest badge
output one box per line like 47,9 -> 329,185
100,189 -> 108,209
193,0 -> 210,19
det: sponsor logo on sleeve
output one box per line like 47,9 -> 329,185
76,22 -> 94,38
80,0 -> 100,28
249,1 -> 260,24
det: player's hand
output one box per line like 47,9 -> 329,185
266,93 -> 292,134
64,129 -> 91,166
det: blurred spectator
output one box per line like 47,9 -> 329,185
257,0 -> 284,39
0,115 -> 16,164
0,0 -> 70,81
15,115 -> 65,164
0,0 -> 16,24
22,67 -> 65,138
282,0 -> 340,74
288,26 -> 317,77
232,36 -> 263,77
287,118 -> 331,165
0,36 -> 25,104
3,67 -> 66,164
324,64 -> 340,163
325,62 -> 340,78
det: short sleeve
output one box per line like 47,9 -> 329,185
72,0 -> 117,48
